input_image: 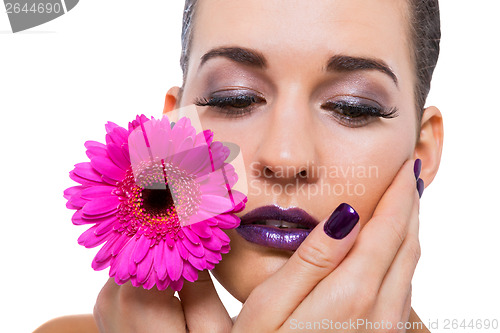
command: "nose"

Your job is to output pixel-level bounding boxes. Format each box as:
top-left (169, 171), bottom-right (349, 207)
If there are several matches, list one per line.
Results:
top-left (253, 88), bottom-right (319, 184)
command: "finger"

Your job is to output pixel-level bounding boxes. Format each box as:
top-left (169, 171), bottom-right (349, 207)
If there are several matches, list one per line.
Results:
top-left (234, 203), bottom-right (360, 332)
top-left (375, 191), bottom-right (420, 318)
top-left (338, 159), bottom-right (418, 293)
top-left (178, 270), bottom-right (232, 333)
top-left (402, 285), bottom-right (413, 323)
top-left (94, 278), bottom-right (186, 333)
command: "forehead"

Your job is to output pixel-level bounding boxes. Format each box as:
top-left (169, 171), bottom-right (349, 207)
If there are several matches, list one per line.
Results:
top-left (190, 0), bottom-right (411, 77)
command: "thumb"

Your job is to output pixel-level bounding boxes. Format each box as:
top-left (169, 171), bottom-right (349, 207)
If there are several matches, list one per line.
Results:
top-left (235, 203), bottom-right (360, 331)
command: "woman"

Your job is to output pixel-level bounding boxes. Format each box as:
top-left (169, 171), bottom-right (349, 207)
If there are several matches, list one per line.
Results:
top-left (36, 0), bottom-right (443, 331)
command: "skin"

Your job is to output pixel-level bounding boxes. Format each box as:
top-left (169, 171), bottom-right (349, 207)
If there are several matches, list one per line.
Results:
top-left (185, 0), bottom-right (419, 301)
top-left (35, 0), bottom-right (444, 332)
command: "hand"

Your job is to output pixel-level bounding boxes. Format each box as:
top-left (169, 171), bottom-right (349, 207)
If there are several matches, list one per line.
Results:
top-left (93, 270), bottom-right (232, 333)
top-left (233, 159), bottom-right (421, 332)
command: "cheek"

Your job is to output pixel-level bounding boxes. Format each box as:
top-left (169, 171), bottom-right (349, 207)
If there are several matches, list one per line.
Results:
top-left (320, 121), bottom-right (415, 225)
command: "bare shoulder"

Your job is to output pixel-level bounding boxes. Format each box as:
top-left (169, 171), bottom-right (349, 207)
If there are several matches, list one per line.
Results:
top-left (33, 309), bottom-right (429, 333)
top-left (33, 314), bottom-right (98, 333)
top-left (408, 307), bottom-right (431, 333)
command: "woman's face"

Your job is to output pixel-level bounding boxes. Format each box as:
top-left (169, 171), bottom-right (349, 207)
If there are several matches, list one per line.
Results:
top-left (176, 0), bottom-right (418, 302)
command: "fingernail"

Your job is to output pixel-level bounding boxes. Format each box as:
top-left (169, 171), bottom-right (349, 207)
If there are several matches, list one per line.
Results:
top-left (413, 159), bottom-right (422, 180)
top-left (416, 178), bottom-right (424, 198)
top-left (324, 203), bottom-right (359, 240)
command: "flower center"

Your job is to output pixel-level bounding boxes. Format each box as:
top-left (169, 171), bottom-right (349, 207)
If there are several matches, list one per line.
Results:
top-left (141, 186), bottom-right (174, 217)
top-left (114, 159), bottom-right (202, 243)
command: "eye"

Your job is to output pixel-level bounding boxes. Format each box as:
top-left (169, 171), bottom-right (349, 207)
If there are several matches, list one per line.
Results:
top-left (321, 100), bottom-right (398, 127)
top-left (194, 93), bottom-right (265, 118)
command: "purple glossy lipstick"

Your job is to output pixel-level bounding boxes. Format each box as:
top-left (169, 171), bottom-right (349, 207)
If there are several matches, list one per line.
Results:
top-left (236, 205), bottom-right (319, 251)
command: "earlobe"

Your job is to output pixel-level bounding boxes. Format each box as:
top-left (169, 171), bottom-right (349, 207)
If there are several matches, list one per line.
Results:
top-left (414, 106), bottom-right (444, 187)
top-left (163, 86), bottom-right (181, 114)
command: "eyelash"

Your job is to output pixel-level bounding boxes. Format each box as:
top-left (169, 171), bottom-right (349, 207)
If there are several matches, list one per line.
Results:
top-left (194, 94), bottom-right (399, 126)
top-left (194, 95), bottom-right (263, 117)
top-left (321, 101), bottom-right (399, 127)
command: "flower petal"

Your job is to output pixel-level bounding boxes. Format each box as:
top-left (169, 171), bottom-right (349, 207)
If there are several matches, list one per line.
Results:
top-left (95, 217), bottom-right (118, 236)
top-left (85, 140), bottom-right (106, 150)
top-left (128, 129), bottom-right (152, 165)
top-left (106, 125), bottom-right (129, 146)
top-left (74, 162), bottom-right (102, 182)
top-left (187, 255), bottom-right (206, 271)
top-left (91, 156), bottom-right (126, 182)
top-left (212, 213), bottom-right (240, 229)
top-left (85, 143), bottom-right (107, 159)
top-left (204, 248), bottom-right (222, 264)
top-left (169, 278), bottom-right (184, 291)
top-left (114, 239), bottom-right (135, 282)
top-left (137, 248), bottom-right (154, 284)
top-left (154, 240), bottom-right (168, 280)
top-left (69, 170), bottom-right (103, 186)
top-left (200, 234), bottom-right (222, 251)
top-left (143, 269), bottom-right (157, 290)
top-left (107, 143), bottom-right (130, 171)
top-left (83, 213), bottom-right (119, 225)
top-left (176, 238), bottom-right (189, 260)
top-left (82, 196), bottom-right (120, 215)
top-left (181, 236), bottom-right (204, 258)
top-left (111, 233), bottom-right (131, 256)
top-left (182, 227), bottom-right (201, 245)
top-left (211, 227), bottom-right (231, 244)
top-left (101, 174), bottom-right (118, 185)
top-left (64, 186), bottom-right (83, 200)
top-left (156, 274), bottom-right (171, 291)
top-left (185, 209), bottom-right (215, 227)
top-left (199, 194), bottom-right (235, 214)
top-left (133, 235), bottom-right (152, 264)
top-left (92, 234), bottom-right (120, 268)
top-left (78, 225), bottom-right (113, 248)
top-left (220, 244), bottom-right (230, 254)
top-left (82, 207), bottom-right (118, 220)
top-left (177, 145), bottom-right (211, 175)
top-left (71, 210), bottom-right (85, 225)
top-left (182, 263), bottom-right (198, 282)
top-left (80, 186), bottom-right (114, 200)
top-left (189, 223), bottom-right (212, 239)
top-left (105, 121), bottom-right (120, 135)
top-left (68, 192), bottom-right (88, 209)
top-left (165, 244), bottom-right (183, 281)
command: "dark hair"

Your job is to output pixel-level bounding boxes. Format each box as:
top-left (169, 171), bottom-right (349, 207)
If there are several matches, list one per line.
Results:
top-left (180, 0), bottom-right (440, 118)
top-left (407, 0), bottom-right (441, 120)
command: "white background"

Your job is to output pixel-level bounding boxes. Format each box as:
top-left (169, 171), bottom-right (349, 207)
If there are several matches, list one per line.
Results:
top-left (0, 1), bottom-right (499, 332)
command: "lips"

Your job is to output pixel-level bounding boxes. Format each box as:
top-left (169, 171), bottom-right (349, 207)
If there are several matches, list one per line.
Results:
top-left (236, 205), bottom-right (319, 251)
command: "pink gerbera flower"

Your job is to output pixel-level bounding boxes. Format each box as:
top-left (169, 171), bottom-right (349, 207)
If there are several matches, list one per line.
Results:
top-left (64, 114), bottom-right (246, 291)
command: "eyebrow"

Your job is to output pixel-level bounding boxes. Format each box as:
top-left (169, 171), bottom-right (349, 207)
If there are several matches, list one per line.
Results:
top-left (200, 47), bottom-right (267, 69)
top-left (199, 46), bottom-right (398, 87)
top-left (326, 55), bottom-right (398, 87)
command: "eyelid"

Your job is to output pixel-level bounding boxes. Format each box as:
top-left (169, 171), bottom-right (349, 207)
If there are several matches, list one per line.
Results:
top-left (326, 95), bottom-right (384, 108)
top-left (320, 97), bottom-right (399, 128)
top-left (210, 87), bottom-right (264, 98)
top-left (193, 90), bottom-right (266, 118)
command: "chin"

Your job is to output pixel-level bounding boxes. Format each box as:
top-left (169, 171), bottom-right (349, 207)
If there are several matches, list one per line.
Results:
top-left (212, 229), bottom-right (293, 302)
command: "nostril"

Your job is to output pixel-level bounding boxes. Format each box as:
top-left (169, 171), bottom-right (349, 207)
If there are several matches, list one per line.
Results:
top-left (298, 169), bottom-right (308, 178)
top-left (262, 166), bottom-right (275, 178)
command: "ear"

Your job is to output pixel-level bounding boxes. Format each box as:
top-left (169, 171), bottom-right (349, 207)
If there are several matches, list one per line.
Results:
top-left (414, 106), bottom-right (444, 187)
top-left (163, 86), bottom-right (182, 114)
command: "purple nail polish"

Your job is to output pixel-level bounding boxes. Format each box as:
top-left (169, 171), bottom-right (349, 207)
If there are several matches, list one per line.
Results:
top-left (324, 203), bottom-right (359, 240)
top-left (416, 178), bottom-right (424, 198)
top-left (414, 159), bottom-right (422, 180)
